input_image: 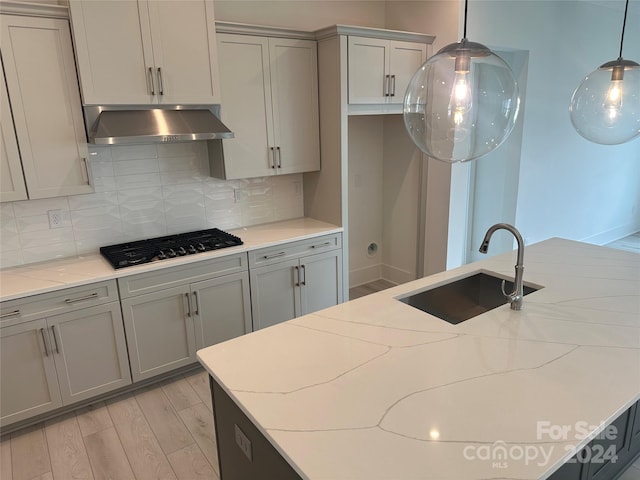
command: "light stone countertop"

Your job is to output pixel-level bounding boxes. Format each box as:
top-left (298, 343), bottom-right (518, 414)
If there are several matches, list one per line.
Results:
top-left (197, 238), bottom-right (640, 480)
top-left (0, 217), bottom-right (342, 302)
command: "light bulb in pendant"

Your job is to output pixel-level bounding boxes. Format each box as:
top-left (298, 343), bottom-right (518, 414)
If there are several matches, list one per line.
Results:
top-left (604, 66), bottom-right (624, 123)
top-left (451, 72), bottom-right (472, 125)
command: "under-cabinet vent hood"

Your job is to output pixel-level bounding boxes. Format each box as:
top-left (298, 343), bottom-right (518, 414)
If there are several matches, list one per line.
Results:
top-left (83, 105), bottom-right (234, 145)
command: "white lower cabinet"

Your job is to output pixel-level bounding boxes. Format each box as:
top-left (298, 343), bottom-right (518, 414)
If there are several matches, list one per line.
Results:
top-left (0, 298), bottom-right (131, 427)
top-left (0, 319), bottom-right (62, 426)
top-left (119, 254), bottom-right (251, 382)
top-left (249, 235), bottom-right (343, 330)
top-left (121, 285), bottom-right (196, 382)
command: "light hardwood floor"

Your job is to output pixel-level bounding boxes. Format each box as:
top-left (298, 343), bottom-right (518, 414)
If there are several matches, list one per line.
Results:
top-left (0, 368), bottom-right (219, 480)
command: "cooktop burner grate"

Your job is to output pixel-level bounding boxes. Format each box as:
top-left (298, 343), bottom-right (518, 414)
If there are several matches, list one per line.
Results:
top-left (100, 228), bottom-right (243, 269)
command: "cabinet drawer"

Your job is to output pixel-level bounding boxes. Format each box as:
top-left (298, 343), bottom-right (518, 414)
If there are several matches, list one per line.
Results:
top-left (248, 233), bottom-right (342, 267)
top-left (118, 253), bottom-right (248, 299)
top-left (0, 280), bottom-right (118, 327)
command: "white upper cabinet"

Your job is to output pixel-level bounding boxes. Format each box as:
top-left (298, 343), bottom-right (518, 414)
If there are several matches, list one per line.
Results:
top-left (0, 64), bottom-right (27, 202)
top-left (69, 0), bottom-right (220, 105)
top-left (212, 31), bottom-right (319, 179)
top-left (0, 14), bottom-right (92, 200)
top-left (348, 37), bottom-right (427, 105)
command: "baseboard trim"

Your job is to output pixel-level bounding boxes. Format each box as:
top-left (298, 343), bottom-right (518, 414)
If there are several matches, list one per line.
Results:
top-left (580, 221), bottom-right (640, 246)
top-left (349, 264), bottom-right (382, 288)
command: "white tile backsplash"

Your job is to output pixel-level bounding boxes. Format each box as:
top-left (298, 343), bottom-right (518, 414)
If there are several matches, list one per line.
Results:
top-left (0, 142), bottom-right (305, 267)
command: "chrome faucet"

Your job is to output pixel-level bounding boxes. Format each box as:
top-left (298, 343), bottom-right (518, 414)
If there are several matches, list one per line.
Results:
top-left (478, 223), bottom-right (525, 311)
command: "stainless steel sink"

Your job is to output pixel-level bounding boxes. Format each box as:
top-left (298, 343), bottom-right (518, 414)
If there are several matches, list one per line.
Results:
top-left (397, 272), bottom-right (541, 324)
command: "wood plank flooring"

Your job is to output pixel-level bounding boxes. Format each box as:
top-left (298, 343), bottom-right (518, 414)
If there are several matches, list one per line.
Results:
top-left (349, 278), bottom-right (396, 300)
top-left (0, 368), bottom-right (218, 480)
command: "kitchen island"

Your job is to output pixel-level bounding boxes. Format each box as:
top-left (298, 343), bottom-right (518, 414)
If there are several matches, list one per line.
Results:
top-left (197, 238), bottom-right (640, 479)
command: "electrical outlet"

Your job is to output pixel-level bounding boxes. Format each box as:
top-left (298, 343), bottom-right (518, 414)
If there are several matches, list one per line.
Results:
top-left (48, 209), bottom-right (64, 229)
top-left (234, 424), bottom-right (252, 461)
top-left (234, 188), bottom-right (242, 203)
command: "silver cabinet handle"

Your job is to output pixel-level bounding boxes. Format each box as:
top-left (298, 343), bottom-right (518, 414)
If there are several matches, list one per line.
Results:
top-left (65, 292), bottom-right (98, 304)
top-left (390, 74), bottom-right (396, 97)
top-left (263, 251), bottom-right (286, 259)
top-left (0, 309), bottom-right (20, 319)
top-left (294, 265), bottom-right (300, 287)
top-left (276, 146), bottom-right (281, 168)
top-left (40, 328), bottom-right (49, 357)
top-left (51, 325), bottom-right (60, 354)
top-left (384, 74), bottom-right (390, 96)
top-left (147, 67), bottom-right (155, 95)
top-left (184, 293), bottom-right (191, 318)
top-left (157, 67), bottom-right (164, 96)
top-left (300, 264), bottom-right (306, 286)
top-left (311, 241), bottom-right (332, 249)
top-left (192, 291), bottom-right (199, 316)
top-left (270, 146), bottom-right (276, 168)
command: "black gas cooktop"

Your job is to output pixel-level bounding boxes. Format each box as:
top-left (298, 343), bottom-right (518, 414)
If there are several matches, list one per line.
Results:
top-left (100, 228), bottom-right (243, 269)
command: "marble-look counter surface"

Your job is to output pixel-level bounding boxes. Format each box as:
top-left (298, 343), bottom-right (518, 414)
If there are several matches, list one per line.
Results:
top-left (0, 217), bottom-right (341, 302)
top-left (197, 238), bottom-right (640, 479)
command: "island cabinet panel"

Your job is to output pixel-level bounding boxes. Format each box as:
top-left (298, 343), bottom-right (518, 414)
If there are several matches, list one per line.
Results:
top-left (0, 14), bottom-right (92, 200)
top-left (1, 285), bottom-right (131, 428)
top-left (69, 0), bottom-right (220, 105)
top-left (630, 401), bottom-right (640, 451)
top-left (249, 234), bottom-right (343, 330)
top-left (211, 33), bottom-right (320, 179)
top-left (210, 377), bottom-right (302, 480)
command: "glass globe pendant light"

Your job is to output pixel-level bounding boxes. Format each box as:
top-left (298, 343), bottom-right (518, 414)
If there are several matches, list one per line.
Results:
top-left (403, 0), bottom-right (520, 163)
top-left (569, 0), bottom-right (640, 145)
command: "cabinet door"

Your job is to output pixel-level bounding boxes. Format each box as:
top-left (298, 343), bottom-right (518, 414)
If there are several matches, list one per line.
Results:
top-left (0, 15), bottom-right (92, 199)
top-left (388, 40), bottom-right (427, 104)
top-left (269, 38), bottom-right (320, 175)
top-left (348, 36), bottom-right (389, 104)
top-left (217, 33), bottom-right (275, 179)
top-left (145, 0), bottom-right (219, 104)
top-left (48, 303), bottom-right (131, 405)
top-left (1, 319), bottom-right (62, 427)
top-left (192, 271), bottom-right (252, 350)
top-left (631, 401), bottom-right (640, 450)
top-left (300, 250), bottom-right (343, 315)
top-left (0, 61), bottom-right (27, 202)
top-left (68, 0), bottom-right (153, 104)
top-left (121, 285), bottom-right (197, 382)
top-left (250, 259), bottom-right (301, 331)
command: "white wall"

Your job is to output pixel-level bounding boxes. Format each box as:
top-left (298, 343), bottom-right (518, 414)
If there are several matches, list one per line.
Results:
top-left (214, 0), bottom-right (386, 29)
top-left (469, 1), bottom-right (640, 246)
top-left (348, 116), bottom-right (384, 286)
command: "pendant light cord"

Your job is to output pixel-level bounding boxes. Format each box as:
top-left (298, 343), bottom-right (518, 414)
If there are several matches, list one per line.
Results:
top-left (463, 0), bottom-right (469, 40)
top-left (618, 0), bottom-right (629, 59)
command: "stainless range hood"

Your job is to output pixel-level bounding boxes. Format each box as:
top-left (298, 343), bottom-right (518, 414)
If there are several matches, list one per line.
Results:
top-left (84, 105), bottom-right (234, 145)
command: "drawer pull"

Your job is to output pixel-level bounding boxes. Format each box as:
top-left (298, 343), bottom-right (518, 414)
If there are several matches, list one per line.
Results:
top-left (51, 325), bottom-right (60, 354)
top-left (65, 292), bottom-right (98, 304)
top-left (263, 251), bottom-right (286, 259)
top-left (0, 309), bottom-right (20, 318)
top-left (40, 328), bottom-right (49, 357)
top-left (311, 241), bottom-right (332, 249)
